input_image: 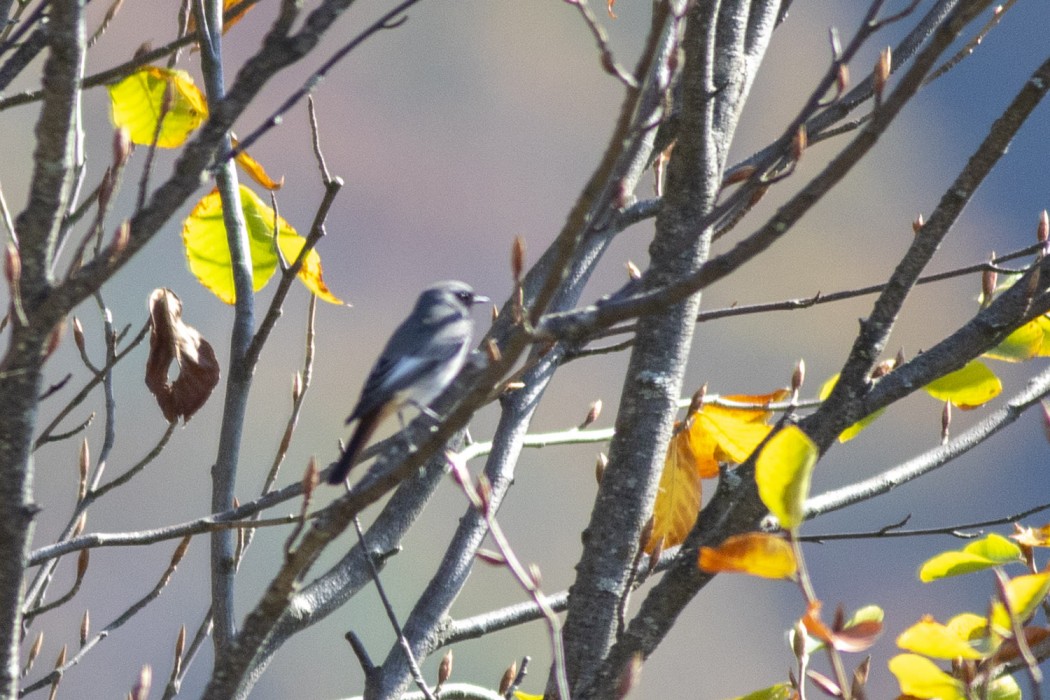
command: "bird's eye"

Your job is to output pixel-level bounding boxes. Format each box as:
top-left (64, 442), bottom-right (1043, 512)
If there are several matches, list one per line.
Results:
top-left (456, 291), bottom-right (473, 304)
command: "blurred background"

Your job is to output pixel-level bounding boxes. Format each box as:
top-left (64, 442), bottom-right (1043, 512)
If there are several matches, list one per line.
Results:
top-left (2, 0), bottom-right (1050, 697)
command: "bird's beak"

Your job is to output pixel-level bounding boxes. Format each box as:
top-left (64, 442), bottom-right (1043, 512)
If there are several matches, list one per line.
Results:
top-left (472, 294), bottom-right (491, 306)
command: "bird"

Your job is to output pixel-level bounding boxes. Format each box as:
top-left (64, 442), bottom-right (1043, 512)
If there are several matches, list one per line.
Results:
top-left (328, 280), bottom-right (490, 484)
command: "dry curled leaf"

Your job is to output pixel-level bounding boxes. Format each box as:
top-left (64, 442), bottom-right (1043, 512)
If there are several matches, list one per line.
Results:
top-left (145, 289), bottom-right (220, 422)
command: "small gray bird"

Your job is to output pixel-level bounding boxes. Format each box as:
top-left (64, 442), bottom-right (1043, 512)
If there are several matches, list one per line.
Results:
top-left (328, 281), bottom-right (489, 484)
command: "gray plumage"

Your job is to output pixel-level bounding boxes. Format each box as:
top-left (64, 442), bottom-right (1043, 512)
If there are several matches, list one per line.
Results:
top-left (328, 281), bottom-right (488, 484)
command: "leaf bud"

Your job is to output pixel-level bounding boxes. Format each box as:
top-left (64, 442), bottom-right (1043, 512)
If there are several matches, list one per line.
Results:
top-left (491, 303), bottom-right (499, 322)
top-left (291, 372), bottom-right (302, 402)
top-left (791, 620), bottom-right (808, 661)
top-left (54, 644), bottom-right (67, 670)
top-left (4, 241), bottom-right (20, 288)
top-left (580, 399), bottom-right (602, 429)
top-left (912, 213), bottom-right (924, 235)
top-left (110, 221), bottom-right (130, 263)
top-left (980, 253), bottom-right (997, 308)
top-left (791, 124), bottom-right (807, 162)
top-left (302, 457), bottom-right (319, 500)
top-left (511, 236), bottom-right (526, 282)
top-left (131, 665), bottom-right (152, 700)
top-left (43, 318), bottom-right (66, 360)
top-left (113, 127), bottom-right (132, 167)
top-left (836, 63), bottom-right (850, 97)
top-left (498, 661), bottom-right (518, 695)
top-left (615, 652), bottom-right (643, 699)
top-left (722, 165), bottom-right (756, 187)
top-left (437, 649), bottom-right (453, 689)
top-left (475, 548), bottom-right (506, 566)
top-left (625, 260), bottom-right (641, 281)
top-left (76, 549), bottom-right (90, 582)
top-left (687, 384), bottom-right (707, 416)
top-left (80, 610), bottom-right (90, 646)
top-left (895, 347), bottom-right (906, 367)
top-left (22, 631), bottom-right (43, 678)
top-left (1038, 210), bottom-right (1049, 246)
top-left (791, 358), bottom-right (805, 396)
top-left (485, 338), bottom-right (502, 364)
top-left (170, 535), bottom-right (192, 567)
top-left (476, 474), bottom-right (492, 513)
top-left (595, 452), bottom-right (608, 484)
top-left (873, 46), bottom-right (891, 101)
top-left (72, 317), bottom-right (86, 355)
top-left (78, 438), bottom-right (89, 501)
top-left (175, 624), bottom-right (187, 663)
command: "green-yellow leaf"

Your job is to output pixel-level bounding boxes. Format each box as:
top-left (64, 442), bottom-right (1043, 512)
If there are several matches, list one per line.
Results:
top-left (754, 425), bottom-right (817, 531)
top-left (887, 654), bottom-right (964, 700)
top-left (727, 682), bottom-right (794, 700)
top-left (919, 533), bottom-right (1022, 582)
top-left (896, 616), bottom-right (986, 659)
top-left (182, 186), bottom-right (342, 305)
top-left (988, 674), bottom-right (1022, 700)
top-left (107, 67), bottom-right (208, 147)
top-left (923, 360), bottom-right (1001, 409)
top-left (819, 374), bottom-right (884, 442)
top-left (984, 318), bottom-right (1046, 362)
top-left (990, 572), bottom-right (1050, 633)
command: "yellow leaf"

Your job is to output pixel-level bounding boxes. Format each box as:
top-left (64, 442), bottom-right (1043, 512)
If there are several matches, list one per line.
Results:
top-left (946, 612), bottom-right (989, 641)
top-left (896, 616), bottom-right (986, 660)
top-left (754, 425), bottom-right (817, 531)
top-left (698, 532), bottom-right (797, 579)
top-left (984, 318), bottom-right (1046, 362)
top-left (646, 429), bottom-right (701, 553)
top-left (819, 374), bottom-right (884, 442)
top-left (513, 694), bottom-right (543, 700)
top-left (990, 572), bottom-right (1050, 633)
top-left (1034, 315), bottom-right (1050, 357)
top-left (232, 137), bottom-right (284, 191)
top-left (923, 360), bottom-right (1001, 409)
top-left (182, 186), bottom-right (343, 305)
top-left (107, 67), bottom-right (208, 147)
top-left (887, 654), bottom-right (965, 700)
top-left (918, 533), bottom-right (1022, 582)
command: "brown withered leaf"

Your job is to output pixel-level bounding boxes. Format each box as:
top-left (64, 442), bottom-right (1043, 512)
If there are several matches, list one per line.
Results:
top-left (146, 289), bottom-right (220, 422)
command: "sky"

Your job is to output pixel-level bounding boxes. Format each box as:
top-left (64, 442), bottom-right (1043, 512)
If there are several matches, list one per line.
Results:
top-left (2, 0), bottom-right (1050, 697)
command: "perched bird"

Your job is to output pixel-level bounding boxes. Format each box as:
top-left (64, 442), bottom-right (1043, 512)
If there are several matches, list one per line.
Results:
top-left (328, 281), bottom-right (489, 484)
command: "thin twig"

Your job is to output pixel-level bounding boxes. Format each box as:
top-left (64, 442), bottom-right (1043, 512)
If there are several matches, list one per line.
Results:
top-left (352, 518), bottom-right (437, 700)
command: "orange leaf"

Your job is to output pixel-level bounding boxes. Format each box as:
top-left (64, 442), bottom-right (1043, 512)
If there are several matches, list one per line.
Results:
top-left (804, 601), bottom-right (882, 653)
top-left (646, 428), bottom-right (701, 554)
top-left (1011, 523), bottom-right (1050, 548)
top-left (232, 137), bottom-right (284, 191)
top-left (698, 532), bottom-right (797, 579)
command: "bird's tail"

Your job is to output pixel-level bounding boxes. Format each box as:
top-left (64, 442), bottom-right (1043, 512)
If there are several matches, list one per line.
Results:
top-left (328, 409), bottom-right (385, 484)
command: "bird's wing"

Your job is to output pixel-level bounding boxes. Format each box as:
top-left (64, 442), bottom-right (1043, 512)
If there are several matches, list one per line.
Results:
top-left (346, 318), bottom-right (468, 422)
